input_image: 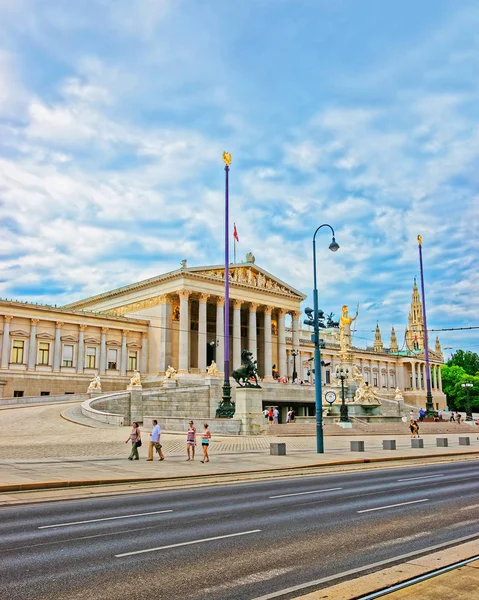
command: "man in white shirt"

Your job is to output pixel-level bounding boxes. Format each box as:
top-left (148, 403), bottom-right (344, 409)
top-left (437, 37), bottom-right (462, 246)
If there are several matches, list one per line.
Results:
top-left (273, 408), bottom-right (279, 425)
top-left (147, 419), bottom-right (165, 461)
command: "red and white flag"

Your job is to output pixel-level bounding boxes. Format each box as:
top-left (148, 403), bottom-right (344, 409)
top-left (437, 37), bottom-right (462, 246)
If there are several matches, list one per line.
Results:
top-left (233, 223), bottom-right (239, 242)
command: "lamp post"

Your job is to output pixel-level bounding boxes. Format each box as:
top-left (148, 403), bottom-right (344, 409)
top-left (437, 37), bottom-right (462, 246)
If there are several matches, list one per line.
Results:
top-left (304, 225), bottom-right (339, 453)
top-left (216, 152), bottom-right (234, 418)
top-left (291, 349), bottom-right (299, 382)
top-left (336, 367), bottom-right (349, 423)
top-left (417, 235), bottom-right (434, 417)
top-left (461, 382), bottom-right (473, 421)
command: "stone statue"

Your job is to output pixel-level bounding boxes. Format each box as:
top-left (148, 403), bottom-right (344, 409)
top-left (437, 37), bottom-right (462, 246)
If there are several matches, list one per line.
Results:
top-left (180, 259), bottom-right (187, 269)
top-left (87, 374), bottom-right (101, 393)
top-left (128, 370), bottom-right (142, 388)
top-left (351, 365), bottom-right (364, 385)
top-left (206, 360), bottom-right (219, 376)
top-left (232, 350), bottom-right (261, 388)
top-left (353, 381), bottom-right (380, 405)
top-left (165, 365), bottom-right (177, 379)
top-left (245, 251), bottom-right (255, 263)
top-left (394, 387), bottom-right (404, 401)
top-left (340, 304), bottom-right (359, 354)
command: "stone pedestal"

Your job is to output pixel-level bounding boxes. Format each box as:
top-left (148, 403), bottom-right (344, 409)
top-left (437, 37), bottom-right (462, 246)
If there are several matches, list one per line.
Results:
top-left (459, 437), bottom-right (471, 446)
top-left (411, 438), bottom-right (424, 448)
top-left (205, 376), bottom-right (221, 387)
top-left (350, 441), bottom-right (365, 452)
top-left (436, 437), bottom-right (448, 447)
top-left (234, 388), bottom-right (265, 435)
top-left (130, 390), bottom-right (143, 424)
top-left (270, 443), bottom-right (286, 455)
top-left (383, 440), bottom-right (396, 450)
top-left (163, 379), bottom-right (177, 389)
top-left (127, 384), bottom-right (142, 391)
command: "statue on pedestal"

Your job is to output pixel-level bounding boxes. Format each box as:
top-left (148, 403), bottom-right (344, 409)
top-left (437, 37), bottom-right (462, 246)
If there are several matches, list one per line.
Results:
top-left (339, 304), bottom-right (359, 357)
top-left (352, 381), bottom-right (381, 405)
top-left (127, 370), bottom-right (142, 390)
top-left (232, 350), bottom-right (261, 388)
top-left (394, 387), bottom-right (404, 401)
top-left (87, 374), bottom-right (102, 393)
top-left (165, 365), bottom-right (177, 379)
top-left (206, 360), bottom-right (219, 376)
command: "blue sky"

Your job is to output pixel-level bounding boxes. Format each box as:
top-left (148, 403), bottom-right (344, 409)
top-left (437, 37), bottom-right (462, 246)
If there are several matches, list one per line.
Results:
top-left (0, 0), bottom-right (478, 356)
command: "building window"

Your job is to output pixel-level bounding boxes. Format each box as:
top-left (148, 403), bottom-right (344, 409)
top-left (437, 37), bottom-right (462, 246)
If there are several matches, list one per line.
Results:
top-left (12, 340), bottom-right (24, 363)
top-left (107, 348), bottom-right (118, 370)
top-left (38, 342), bottom-right (50, 365)
top-left (373, 377), bottom-right (378, 387)
top-left (86, 347), bottom-right (96, 369)
top-left (40, 391), bottom-right (50, 396)
top-left (325, 370), bottom-right (331, 384)
top-left (128, 351), bottom-right (138, 371)
top-left (65, 392), bottom-right (74, 395)
top-left (13, 390), bottom-right (24, 397)
top-left (62, 344), bottom-right (74, 367)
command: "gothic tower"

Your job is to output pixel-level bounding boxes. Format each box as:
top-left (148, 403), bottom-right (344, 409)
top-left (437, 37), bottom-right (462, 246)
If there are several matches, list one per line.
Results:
top-left (389, 327), bottom-right (399, 353)
top-left (405, 278), bottom-right (424, 351)
top-left (373, 323), bottom-right (384, 352)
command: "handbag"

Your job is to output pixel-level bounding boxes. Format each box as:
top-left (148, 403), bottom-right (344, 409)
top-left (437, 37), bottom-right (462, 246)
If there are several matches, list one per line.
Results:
top-left (136, 437), bottom-right (142, 447)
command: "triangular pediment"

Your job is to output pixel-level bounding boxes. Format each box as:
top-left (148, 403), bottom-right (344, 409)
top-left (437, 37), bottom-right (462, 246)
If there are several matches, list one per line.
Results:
top-left (186, 263), bottom-right (306, 299)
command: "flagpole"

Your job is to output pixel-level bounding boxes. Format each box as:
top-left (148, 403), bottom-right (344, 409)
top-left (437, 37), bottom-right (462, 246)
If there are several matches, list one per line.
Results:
top-left (234, 236), bottom-right (236, 264)
top-left (216, 152), bottom-right (234, 418)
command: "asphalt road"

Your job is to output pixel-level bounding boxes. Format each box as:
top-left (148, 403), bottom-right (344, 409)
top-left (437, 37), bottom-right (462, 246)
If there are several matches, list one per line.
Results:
top-left (1, 460), bottom-right (478, 600)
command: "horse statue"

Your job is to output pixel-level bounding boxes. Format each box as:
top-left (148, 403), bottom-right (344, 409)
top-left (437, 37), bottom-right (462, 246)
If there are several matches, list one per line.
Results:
top-left (232, 349), bottom-right (261, 388)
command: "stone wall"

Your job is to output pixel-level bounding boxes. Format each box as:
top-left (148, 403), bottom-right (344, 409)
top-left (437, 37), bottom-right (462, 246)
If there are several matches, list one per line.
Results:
top-left (0, 374), bottom-right (130, 399)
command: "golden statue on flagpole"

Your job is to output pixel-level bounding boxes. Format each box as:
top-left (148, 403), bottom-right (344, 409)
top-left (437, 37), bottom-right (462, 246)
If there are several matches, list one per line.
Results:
top-left (223, 151), bottom-right (232, 166)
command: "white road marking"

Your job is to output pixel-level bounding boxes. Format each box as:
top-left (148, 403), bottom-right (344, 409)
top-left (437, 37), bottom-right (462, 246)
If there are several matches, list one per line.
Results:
top-left (269, 487), bottom-right (342, 499)
top-left (460, 504), bottom-right (479, 511)
top-left (357, 498), bottom-right (429, 513)
top-left (202, 567), bottom-right (295, 594)
top-left (398, 474), bottom-right (445, 482)
top-left (115, 529), bottom-right (261, 557)
top-left (446, 519), bottom-right (478, 529)
top-left (366, 531), bottom-right (431, 551)
top-left (39, 510), bottom-right (173, 529)
top-left (253, 532), bottom-right (479, 600)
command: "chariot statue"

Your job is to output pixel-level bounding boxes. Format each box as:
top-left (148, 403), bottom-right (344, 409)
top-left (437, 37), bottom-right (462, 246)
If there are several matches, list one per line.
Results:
top-left (232, 350), bottom-right (261, 388)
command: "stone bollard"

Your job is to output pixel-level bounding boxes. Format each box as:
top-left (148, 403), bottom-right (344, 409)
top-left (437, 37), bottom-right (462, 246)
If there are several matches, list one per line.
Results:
top-left (350, 441), bottom-right (365, 452)
top-left (383, 440), bottom-right (396, 450)
top-left (436, 438), bottom-right (448, 447)
top-left (459, 437), bottom-right (471, 446)
top-left (270, 443), bottom-right (286, 456)
top-left (411, 438), bottom-right (424, 448)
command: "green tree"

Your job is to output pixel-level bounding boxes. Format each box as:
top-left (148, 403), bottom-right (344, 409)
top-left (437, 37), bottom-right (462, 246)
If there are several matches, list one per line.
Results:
top-left (447, 350), bottom-right (479, 376)
top-left (441, 364), bottom-right (466, 409)
top-left (452, 375), bottom-right (479, 412)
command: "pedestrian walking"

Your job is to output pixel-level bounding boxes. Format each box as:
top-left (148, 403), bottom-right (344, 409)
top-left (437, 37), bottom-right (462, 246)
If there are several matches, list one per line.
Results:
top-left (409, 409), bottom-right (414, 420)
top-left (186, 420), bottom-right (197, 461)
top-left (200, 423), bottom-right (211, 463)
top-left (147, 419), bottom-right (164, 461)
top-left (286, 409), bottom-right (292, 423)
top-left (290, 408), bottom-right (295, 423)
top-left (126, 422), bottom-right (141, 460)
top-left (457, 412), bottom-right (462, 424)
top-left (449, 411), bottom-right (455, 422)
top-left (273, 407), bottom-right (279, 425)
top-left (419, 408), bottom-right (425, 422)
top-left (268, 409), bottom-right (274, 425)
top-left (263, 408), bottom-right (269, 420)
top-left (409, 419), bottom-right (419, 438)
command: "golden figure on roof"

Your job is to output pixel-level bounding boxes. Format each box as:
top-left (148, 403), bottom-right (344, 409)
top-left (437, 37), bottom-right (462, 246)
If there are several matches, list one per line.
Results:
top-left (223, 151), bottom-right (232, 166)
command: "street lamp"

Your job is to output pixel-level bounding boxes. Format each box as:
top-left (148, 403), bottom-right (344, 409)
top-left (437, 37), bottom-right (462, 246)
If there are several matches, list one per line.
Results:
top-left (336, 367), bottom-right (349, 423)
top-left (304, 224), bottom-right (339, 453)
top-left (461, 382), bottom-right (474, 421)
top-left (291, 349), bottom-right (299, 382)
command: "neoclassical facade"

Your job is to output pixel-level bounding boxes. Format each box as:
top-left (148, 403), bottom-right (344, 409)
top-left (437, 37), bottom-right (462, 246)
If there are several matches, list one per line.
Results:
top-left (0, 259), bottom-right (446, 408)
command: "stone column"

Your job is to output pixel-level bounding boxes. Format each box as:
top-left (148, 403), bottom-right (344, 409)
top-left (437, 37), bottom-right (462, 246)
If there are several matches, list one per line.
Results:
top-left (53, 321), bottom-right (63, 372)
top-left (263, 306), bottom-right (273, 380)
top-left (158, 295), bottom-right (169, 374)
top-left (233, 299), bottom-right (242, 370)
top-left (411, 361), bottom-right (417, 390)
top-left (140, 332), bottom-right (148, 375)
top-left (1, 315), bottom-right (13, 369)
top-left (198, 293), bottom-right (209, 373)
top-left (120, 330), bottom-right (128, 375)
top-left (100, 327), bottom-right (108, 375)
top-left (292, 311), bottom-right (300, 349)
top-left (178, 290), bottom-right (190, 373)
top-left (248, 303), bottom-right (258, 360)
top-left (215, 297), bottom-right (225, 373)
top-left (28, 319), bottom-right (39, 370)
top-left (433, 365), bottom-right (438, 390)
top-left (438, 365), bottom-right (442, 392)
top-left (278, 309), bottom-right (287, 378)
top-left (77, 324), bottom-right (87, 373)
top-left (421, 363), bottom-right (426, 390)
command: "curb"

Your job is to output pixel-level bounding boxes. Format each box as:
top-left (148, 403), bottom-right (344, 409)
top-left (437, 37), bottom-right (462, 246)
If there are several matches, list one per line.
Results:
top-left (1, 449), bottom-right (478, 493)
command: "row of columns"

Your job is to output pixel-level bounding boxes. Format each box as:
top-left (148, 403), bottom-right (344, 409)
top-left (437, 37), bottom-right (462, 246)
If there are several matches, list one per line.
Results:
top-left (174, 292), bottom-right (299, 377)
top-left (0, 316), bottom-right (147, 375)
top-left (410, 361), bottom-right (442, 392)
